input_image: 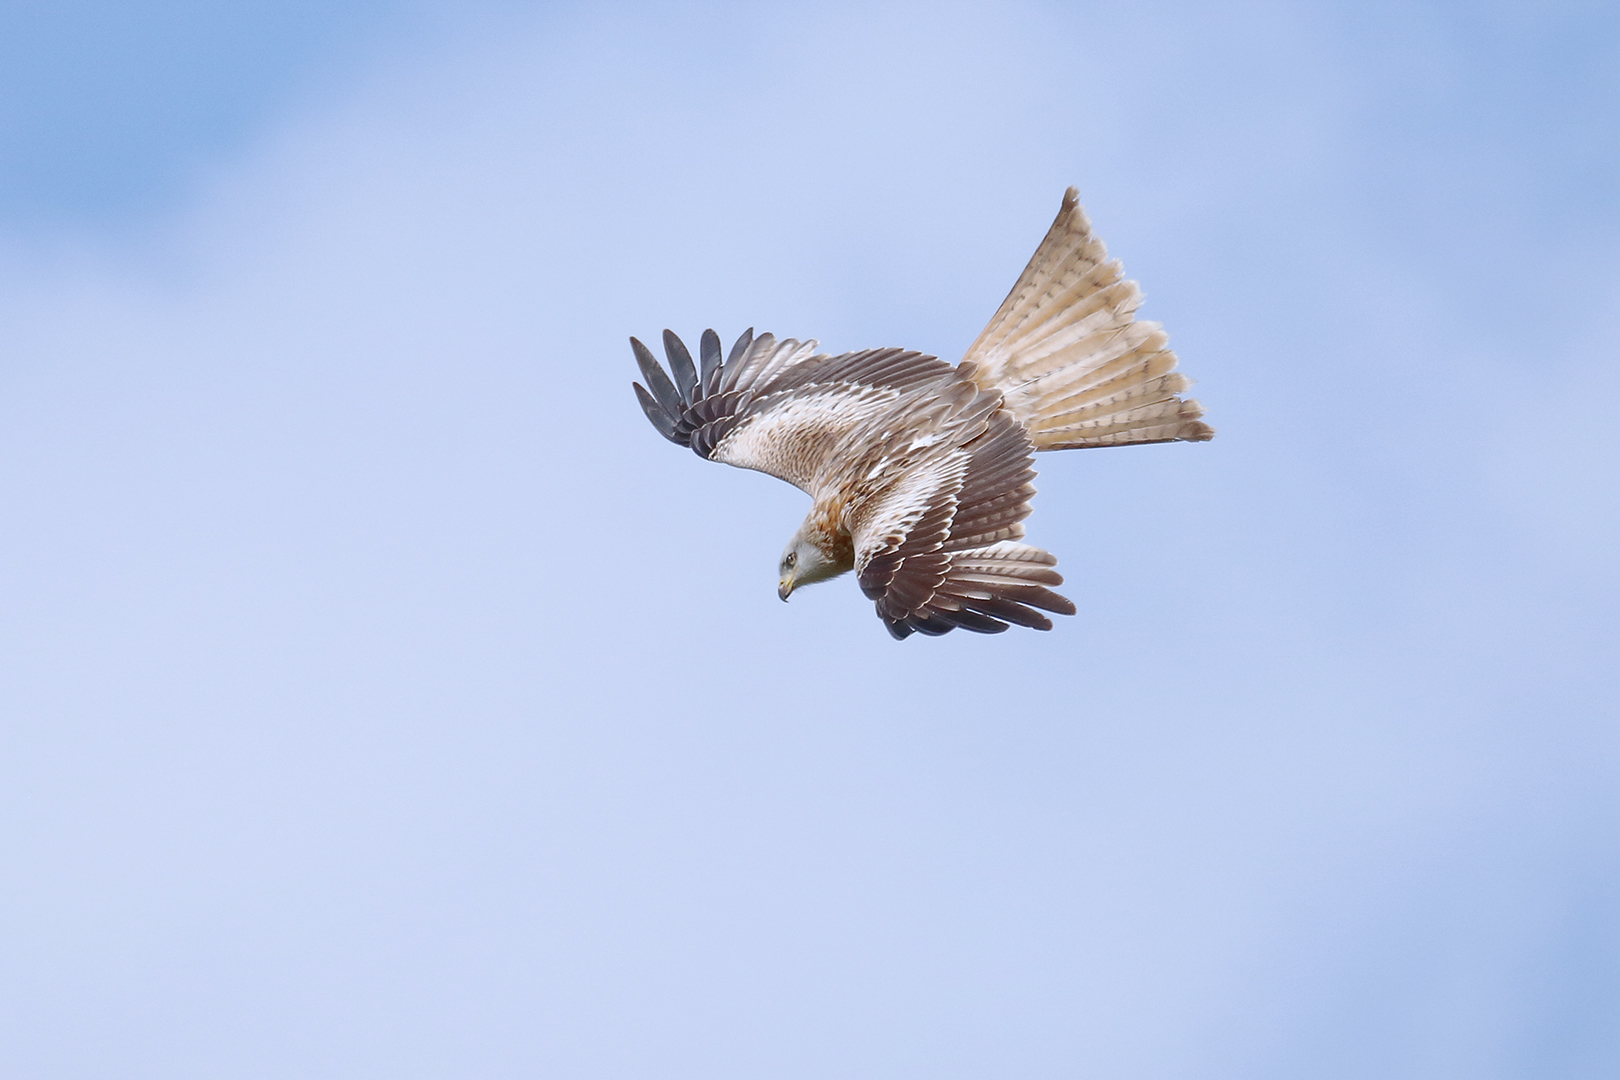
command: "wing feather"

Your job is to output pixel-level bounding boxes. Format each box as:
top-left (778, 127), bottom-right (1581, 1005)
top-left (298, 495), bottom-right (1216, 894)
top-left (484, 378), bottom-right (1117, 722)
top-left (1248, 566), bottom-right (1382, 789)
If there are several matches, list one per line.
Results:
top-left (631, 336), bottom-right (682, 416)
top-left (718, 328), bottom-right (755, 394)
top-left (630, 330), bottom-right (953, 493)
top-left (662, 329), bottom-right (699, 405)
top-left (699, 329), bottom-right (723, 390)
top-left (633, 382), bottom-right (680, 441)
top-left (850, 395), bottom-right (1074, 638)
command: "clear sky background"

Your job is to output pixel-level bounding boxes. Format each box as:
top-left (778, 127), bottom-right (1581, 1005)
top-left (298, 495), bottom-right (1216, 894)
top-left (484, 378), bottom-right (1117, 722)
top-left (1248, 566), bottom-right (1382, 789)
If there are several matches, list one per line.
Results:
top-left (1, 2), bottom-right (1616, 1077)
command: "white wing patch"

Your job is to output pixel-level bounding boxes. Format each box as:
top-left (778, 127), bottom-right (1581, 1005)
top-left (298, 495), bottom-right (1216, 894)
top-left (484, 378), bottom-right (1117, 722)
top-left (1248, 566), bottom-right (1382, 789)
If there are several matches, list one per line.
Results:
top-left (853, 448), bottom-right (972, 570)
top-left (712, 384), bottom-right (902, 492)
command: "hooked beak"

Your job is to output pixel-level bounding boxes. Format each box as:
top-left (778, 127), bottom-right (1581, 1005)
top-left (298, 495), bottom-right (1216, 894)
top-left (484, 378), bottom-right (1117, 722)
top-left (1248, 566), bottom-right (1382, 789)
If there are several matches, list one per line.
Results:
top-left (778, 575), bottom-right (794, 602)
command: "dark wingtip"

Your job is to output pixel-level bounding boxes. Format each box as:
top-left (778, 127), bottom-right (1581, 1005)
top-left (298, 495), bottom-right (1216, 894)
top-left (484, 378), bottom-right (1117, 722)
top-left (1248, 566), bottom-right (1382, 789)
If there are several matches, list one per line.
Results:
top-left (630, 336), bottom-right (681, 415)
top-left (727, 327), bottom-right (754, 366)
top-left (950, 609), bottom-right (1011, 634)
top-left (632, 381), bottom-right (682, 443)
top-left (699, 329), bottom-right (722, 393)
top-left (662, 329), bottom-right (699, 405)
top-left (1040, 590), bottom-right (1077, 617)
top-left (719, 328), bottom-right (755, 394)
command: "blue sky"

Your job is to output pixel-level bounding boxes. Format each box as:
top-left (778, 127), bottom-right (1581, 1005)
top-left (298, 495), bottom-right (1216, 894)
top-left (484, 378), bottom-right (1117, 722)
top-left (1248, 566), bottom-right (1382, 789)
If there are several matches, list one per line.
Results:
top-left (0, 1), bottom-right (412, 225)
top-left (1, 3), bottom-right (1616, 1077)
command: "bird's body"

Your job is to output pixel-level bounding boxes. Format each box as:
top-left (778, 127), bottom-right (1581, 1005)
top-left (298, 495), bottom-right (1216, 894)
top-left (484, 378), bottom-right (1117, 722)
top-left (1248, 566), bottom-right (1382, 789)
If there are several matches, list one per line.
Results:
top-left (632, 188), bottom-right (1212, 638)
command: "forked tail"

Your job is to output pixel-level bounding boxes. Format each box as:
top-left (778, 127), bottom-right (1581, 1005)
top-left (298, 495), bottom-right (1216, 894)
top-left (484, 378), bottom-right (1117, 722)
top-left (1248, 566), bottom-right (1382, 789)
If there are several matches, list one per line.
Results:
top-left (960, 188), bottom-right (1213, 450)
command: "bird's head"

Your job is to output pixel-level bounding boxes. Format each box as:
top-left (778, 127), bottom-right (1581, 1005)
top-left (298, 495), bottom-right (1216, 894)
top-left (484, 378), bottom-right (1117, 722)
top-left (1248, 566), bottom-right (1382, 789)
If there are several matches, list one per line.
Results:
top-left (778, 524), bottom-right (851, 601)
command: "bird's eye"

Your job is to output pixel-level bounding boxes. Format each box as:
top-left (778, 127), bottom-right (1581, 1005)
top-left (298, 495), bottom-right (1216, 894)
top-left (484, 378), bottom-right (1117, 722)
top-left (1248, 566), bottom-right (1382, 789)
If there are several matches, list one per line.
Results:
top-left (785, 552), bottom-right (797, 568)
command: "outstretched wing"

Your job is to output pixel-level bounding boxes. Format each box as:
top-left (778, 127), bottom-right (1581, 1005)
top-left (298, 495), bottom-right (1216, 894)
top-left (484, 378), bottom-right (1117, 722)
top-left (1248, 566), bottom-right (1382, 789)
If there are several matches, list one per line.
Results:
top-left (632, 328), bottom-right (954, 492)
top-left (850, 406), bottom-right (1076, 639)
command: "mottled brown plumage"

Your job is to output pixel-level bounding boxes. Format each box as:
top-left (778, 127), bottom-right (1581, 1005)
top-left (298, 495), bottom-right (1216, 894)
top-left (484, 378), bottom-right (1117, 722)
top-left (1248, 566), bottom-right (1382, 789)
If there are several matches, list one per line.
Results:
top-left (631, 188), bottom-right (1212, 638)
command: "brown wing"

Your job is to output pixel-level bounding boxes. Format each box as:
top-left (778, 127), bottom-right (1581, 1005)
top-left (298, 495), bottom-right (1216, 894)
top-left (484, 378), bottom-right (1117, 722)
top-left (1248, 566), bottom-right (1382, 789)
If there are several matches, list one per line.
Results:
top-left (851, 404), bottom-right (1076, 639)
top-left (631, 328), bottom-right (954, 491)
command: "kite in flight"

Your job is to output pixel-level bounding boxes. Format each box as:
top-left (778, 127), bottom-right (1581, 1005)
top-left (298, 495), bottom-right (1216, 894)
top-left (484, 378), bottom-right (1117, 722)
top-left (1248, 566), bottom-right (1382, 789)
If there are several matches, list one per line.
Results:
top-left (631, 188), bottom-right (1213, 639)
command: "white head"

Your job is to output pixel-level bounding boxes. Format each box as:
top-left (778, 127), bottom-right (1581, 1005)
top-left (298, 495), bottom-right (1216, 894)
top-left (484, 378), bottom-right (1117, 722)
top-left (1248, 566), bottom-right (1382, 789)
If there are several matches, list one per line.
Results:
top-left (778, 521), bottom-right (852, 601)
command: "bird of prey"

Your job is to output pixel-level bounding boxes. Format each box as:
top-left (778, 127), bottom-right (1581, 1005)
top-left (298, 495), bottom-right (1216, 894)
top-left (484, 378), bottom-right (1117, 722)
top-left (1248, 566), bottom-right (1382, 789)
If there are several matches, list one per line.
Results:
top-left (631, 188), bottom-right (1212, 639)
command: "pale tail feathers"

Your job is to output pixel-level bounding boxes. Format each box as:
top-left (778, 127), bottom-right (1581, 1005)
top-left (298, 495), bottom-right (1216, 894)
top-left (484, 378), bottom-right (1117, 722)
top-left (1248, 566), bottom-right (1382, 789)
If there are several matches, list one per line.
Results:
top-left (960, 188), bottom-right (1214, 450)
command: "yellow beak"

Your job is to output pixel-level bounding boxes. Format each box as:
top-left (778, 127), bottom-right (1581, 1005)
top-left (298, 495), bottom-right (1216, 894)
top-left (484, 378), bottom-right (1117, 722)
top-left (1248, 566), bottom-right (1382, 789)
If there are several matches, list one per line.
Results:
top-left (778, 575), bottom-right (794, 602)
